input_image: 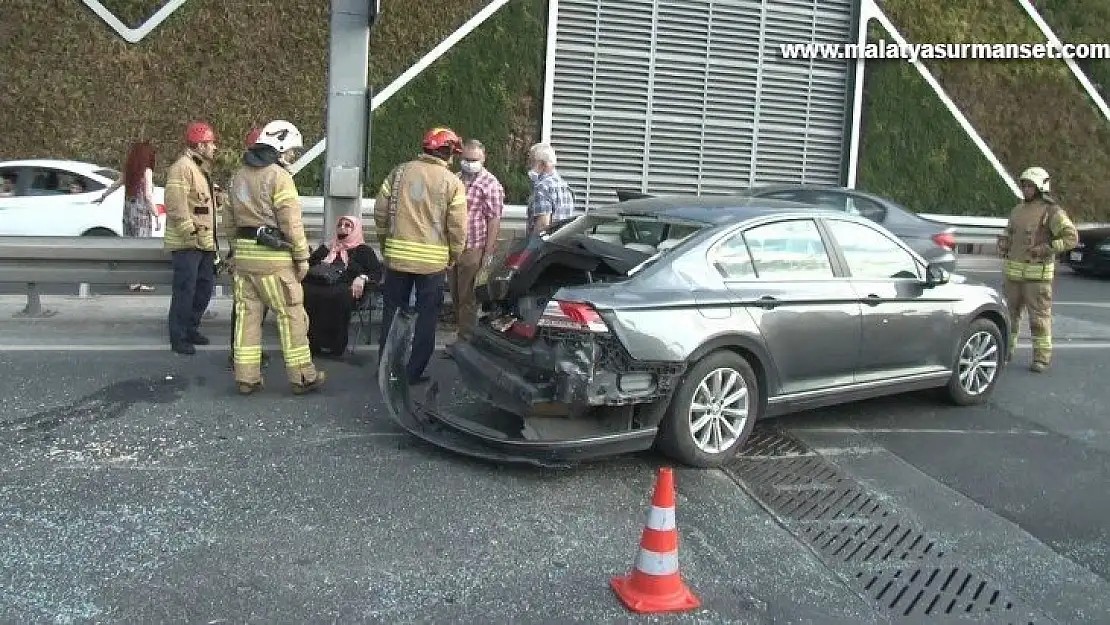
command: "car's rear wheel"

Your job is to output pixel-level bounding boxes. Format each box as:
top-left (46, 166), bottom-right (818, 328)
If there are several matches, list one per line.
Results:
top-left (81, 227), bottom-right (117, 237)
top-left (658, 350), bottom-right (759, 468)
top-left (943, 317), bottom-right (1003, 406)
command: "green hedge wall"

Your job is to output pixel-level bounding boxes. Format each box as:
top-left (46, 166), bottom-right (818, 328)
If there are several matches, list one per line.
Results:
top-left (861, 0), bottom-right (1110, 222)
top-left (7, 1), bottom-right (1108, 222)
top-left (857, 25), bottom-right (1017, 217)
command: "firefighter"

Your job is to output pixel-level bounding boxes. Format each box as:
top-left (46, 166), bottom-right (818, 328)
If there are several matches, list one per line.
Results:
top-left (374, 127), bottom-right (468, 384)
top-left (997, 166), bottom-right (1079, 372)
top-left (224, 119), bottom-right (325, 395)
top-left (225, 126), bottom-right (269, 371)
top-left (164, 121), bottom-right (220, 355)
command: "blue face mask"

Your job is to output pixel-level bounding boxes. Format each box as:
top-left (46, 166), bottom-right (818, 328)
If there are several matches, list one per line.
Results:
top-left (528, 170), bottom-right (540, 183)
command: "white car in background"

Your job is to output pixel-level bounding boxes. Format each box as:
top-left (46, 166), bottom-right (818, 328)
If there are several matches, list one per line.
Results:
top-left (0, 159), bottom-right (167, 237)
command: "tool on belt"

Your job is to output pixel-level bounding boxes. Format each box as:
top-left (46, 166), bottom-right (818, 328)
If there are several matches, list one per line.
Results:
top-left (235, 226), bottom-right (292, 251)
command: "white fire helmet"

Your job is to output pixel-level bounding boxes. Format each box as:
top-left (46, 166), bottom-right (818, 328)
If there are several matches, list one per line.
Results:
top-left (1019, 166), bottom-right (1051, 194)
top-left (255, 120), bottom-right (303, 154)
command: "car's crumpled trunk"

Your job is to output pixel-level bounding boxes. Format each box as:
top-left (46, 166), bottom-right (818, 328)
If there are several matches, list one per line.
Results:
top-left (480, 236), bottom-right (654, 320)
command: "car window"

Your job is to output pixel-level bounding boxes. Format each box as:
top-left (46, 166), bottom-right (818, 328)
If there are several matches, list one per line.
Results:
top-left (94, 168), bottom-right (121, 180)
top-left (846, 196), bottom-right (887, 222)
top-left (712, 232), bottom-right (756, 279)
top-left (0, 168), bottom-right (18, 197)
top-left (825, 219), bottom-right (921, 280)
top-left (742, 219), bottom-right (835, 279)
top-left (25, 168), bottom-right (104, 196)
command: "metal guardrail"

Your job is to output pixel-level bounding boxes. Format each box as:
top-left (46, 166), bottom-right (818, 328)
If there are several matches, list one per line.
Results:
top-left (298, 197), bottom-right (530, 241)
top-left (1, 208), bottom-right (1103, 318)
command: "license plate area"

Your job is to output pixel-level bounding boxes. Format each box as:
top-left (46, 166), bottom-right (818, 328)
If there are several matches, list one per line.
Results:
top-left (489, 314), bottom-right (518, 333)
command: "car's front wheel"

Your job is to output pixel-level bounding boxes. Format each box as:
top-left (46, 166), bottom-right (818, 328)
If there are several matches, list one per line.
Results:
top-left (943, 317), bottom-right (1004, 406)
top-left (658, 350), bottom-right (759, 468)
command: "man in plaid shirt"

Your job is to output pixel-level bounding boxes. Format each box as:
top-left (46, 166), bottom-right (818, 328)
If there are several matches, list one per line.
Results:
top-left (449, 138), bottom-right (505, 342)
top-left (526, 142), bottom-right (576, 235)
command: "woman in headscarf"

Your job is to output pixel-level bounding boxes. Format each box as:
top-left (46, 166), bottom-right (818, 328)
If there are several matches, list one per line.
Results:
top-left (303, 215), bottom-right (382, 357)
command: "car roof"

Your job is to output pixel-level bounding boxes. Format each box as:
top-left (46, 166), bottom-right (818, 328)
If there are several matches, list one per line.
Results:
top-left (0, 159), bottom-right (112, 177)
top-left (592, 194), bottom-right (851, 226)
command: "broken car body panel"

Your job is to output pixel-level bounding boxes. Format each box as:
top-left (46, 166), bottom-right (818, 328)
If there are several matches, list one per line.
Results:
top-left (377, 309), bottom-right (658, 468)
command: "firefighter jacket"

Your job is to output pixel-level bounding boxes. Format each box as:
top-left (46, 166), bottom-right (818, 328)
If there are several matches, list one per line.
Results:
top-left (373, 154), bottom-right (468, 274)
top-left (223, 152), bottom-right (311, 273)
top-left (163, 149), bottom-right (217, 252)
top-left (998, 197), bottom-right (1079, 282)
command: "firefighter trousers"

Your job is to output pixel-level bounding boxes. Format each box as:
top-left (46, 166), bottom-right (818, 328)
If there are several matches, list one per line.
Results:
top-left (1003, 278), bottom-right (1053, 365)
top-left (232, 266), bottom-right (319, 386)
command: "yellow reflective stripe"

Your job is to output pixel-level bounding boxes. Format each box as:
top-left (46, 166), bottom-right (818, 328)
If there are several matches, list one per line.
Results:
top-left (449, 189), bottom-right (466, 208)
top-left (273, 189), bottom-right (298, 204)
top-left (380, 179), bottom-right (391, 196)
top-left (1003, 260), bottom-right (1054, 281)
top-left (232, 275), bottom-right (264, 366)
top-left (233, 239), bottom-right (293, 261)
top-left (284, 345), bottom-right (313, 367)
top-left (384, 238), bottom-right (449, 264)
top-left (165, 182), bottom-right (188, 189)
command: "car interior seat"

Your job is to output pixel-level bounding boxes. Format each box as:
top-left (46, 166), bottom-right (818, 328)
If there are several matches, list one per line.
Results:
top-left (588, 233), bottom-right (623, 245)
top-left (623, 242), bottom-right (658, 255)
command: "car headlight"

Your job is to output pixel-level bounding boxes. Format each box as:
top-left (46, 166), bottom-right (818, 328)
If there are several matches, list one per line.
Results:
top-left (1097, 241), bottom-right (1110, 253)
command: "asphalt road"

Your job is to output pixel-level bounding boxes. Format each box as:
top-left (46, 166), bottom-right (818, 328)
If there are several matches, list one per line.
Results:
top-left (0, 267), bottom-right (1108, 624)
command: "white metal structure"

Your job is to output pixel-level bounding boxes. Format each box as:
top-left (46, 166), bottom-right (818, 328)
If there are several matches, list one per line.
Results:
top-left (81, 0), bottom-right (190, 44)
top-left (0, 159), bottom-right (166, 237)
top-left (544, 0), bottom-right (857, 209)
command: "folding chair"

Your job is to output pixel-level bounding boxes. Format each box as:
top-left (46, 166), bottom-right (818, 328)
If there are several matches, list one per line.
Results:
top-left (349, 285), bottom-right (381, 354)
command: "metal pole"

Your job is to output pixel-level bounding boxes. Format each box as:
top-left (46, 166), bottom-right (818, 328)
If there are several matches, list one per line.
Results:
top-left (322, 0), bottom-right (377, 243)
top-left (15, 282), bottom-right (57, 318)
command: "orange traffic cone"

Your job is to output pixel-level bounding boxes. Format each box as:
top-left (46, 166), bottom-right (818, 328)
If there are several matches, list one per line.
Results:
top-left (610, 467), bottom-right (701, 614)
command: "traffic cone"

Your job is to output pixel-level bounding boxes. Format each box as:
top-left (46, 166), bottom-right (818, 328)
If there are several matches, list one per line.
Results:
top-left (610, 467), bottom-right (701, 614)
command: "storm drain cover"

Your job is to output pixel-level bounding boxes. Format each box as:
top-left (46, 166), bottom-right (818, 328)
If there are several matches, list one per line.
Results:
top-left (731, 426), bottom-right (1046, 624)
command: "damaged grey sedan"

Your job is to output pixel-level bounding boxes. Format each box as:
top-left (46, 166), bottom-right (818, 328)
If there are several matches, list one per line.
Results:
top-left (378, 194), bottom-right (1012, 469)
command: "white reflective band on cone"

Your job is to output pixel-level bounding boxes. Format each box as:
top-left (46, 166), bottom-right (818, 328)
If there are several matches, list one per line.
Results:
top-left (646, 505), bottom-right (676, 531)
top-left (634, 548), bottom-right (680, 576)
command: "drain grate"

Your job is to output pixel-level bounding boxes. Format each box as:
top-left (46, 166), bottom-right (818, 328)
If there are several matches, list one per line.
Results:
top-left (857, 566), bottom-right (1029, 622)
top-left (739, 426), bottom-right (813, 458)
top-left (801, 521), bottom-right (944, 565)
top-left (726, 427), bottom-right (1044, 624)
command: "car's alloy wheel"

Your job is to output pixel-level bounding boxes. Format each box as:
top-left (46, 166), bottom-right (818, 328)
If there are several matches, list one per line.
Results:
top-left (944, 317), bottom-right (1004, 406)
top-left (687, 367), bottom-right (750, 454)
top-left (658, 350), bottom-right (760, 468)
top-left (956, 330), bottom-right (999, 396)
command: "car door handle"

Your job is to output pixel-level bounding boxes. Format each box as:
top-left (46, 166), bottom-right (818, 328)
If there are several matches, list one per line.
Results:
top-left (757, 295), bottom-right (778, 309)
top-left (863, 294), bottom-right (882, 306)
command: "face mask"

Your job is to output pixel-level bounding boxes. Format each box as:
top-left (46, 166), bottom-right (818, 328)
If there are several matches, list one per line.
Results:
top-left (528, 170), bottom-right (540, 183)
top-left (461, 160), bottom-right (482, 174)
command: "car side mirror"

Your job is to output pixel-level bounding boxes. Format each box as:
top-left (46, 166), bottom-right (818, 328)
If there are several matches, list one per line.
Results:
top-left (923, 263), bottom-right (950, 288)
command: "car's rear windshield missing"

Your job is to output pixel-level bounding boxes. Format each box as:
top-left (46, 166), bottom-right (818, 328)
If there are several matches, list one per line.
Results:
top-left (548, 213), bottom-right (706, 256)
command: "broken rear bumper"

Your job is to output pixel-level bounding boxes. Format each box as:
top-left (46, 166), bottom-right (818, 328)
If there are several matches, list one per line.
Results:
top-left (376, 310), bottom-right (658, 469)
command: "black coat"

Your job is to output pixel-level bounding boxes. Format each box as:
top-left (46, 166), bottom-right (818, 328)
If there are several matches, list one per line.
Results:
top-left (307, 243), bottom-right (382, 286)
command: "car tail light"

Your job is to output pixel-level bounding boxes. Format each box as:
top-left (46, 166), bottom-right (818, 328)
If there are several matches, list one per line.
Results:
top-left (537, 300), bottom-right (609, 333)
top-left (508, 322), bottom-right (537, 339)
top-left (932, 230), bottom-right (956, 250)
top-left (504, 250), bottom-right (531, 270)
